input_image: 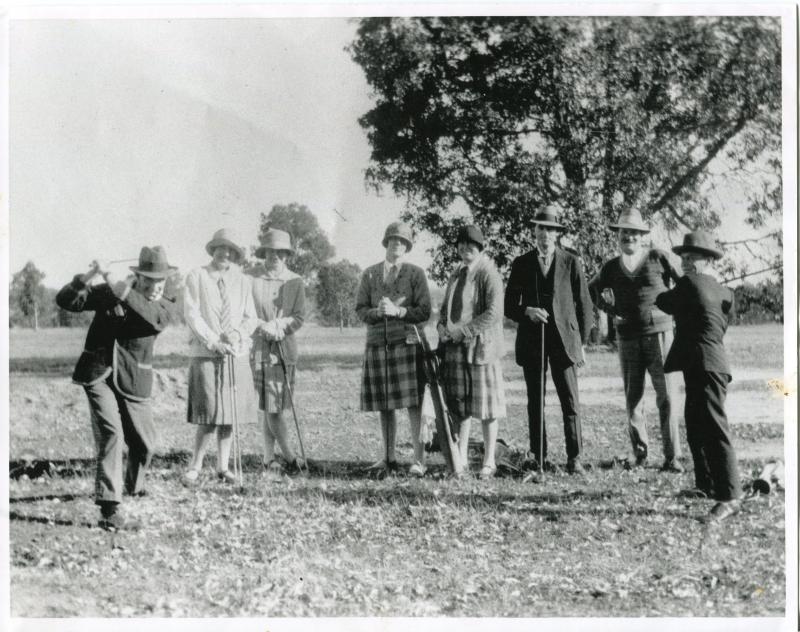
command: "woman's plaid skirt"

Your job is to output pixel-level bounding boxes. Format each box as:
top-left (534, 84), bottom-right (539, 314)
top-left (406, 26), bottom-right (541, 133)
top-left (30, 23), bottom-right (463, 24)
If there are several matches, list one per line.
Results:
top-left (253, 360), bottom-right (295, 413)
top-left (360, 342), bottom-right (425, 412)
top-left (441, 343), bottom-right (507, 421)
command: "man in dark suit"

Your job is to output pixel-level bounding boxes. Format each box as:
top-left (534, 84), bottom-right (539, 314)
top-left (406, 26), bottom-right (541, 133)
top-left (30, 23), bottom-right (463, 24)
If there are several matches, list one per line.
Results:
top-left (656, 231), bottom-right (741, 521)
top-left (504, 209), bottom-right (593, 473)
top-left (57, 246), bottom-right (176, 531)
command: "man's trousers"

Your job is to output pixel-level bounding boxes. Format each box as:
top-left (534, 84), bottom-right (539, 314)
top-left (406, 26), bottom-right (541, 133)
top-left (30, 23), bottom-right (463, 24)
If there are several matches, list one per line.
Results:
top-left (84, 378), bottom-right (157, 505)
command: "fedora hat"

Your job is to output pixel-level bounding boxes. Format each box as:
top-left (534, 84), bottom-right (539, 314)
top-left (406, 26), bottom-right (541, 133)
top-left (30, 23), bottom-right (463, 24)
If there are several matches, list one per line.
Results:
top-left (205, 228), bottom-right (245, 262)
top-left (129, 246), bottom-right (177, 279)
top-left (255, 229), bottom-right (294, 258)
top-left (456, 225), bottom-right (485, 251)
top-left (672, 231), bottom-right (723, 260)
top-left (532, 208), bottom-right (564, 230)
top-left (382, 221), bottom-right (414, 251)
top-left (609, 209), bottom-right (650, 233)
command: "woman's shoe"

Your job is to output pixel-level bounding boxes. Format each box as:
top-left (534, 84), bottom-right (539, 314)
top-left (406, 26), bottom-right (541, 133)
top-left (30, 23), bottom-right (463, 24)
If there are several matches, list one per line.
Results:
top-left (217, 470), bottom-right (237, 484)
top-left (408, 462), bottom-right (427, 478)
top-left (181, 469), bottom-right (200, 487)
top-left (478, 464), bottom-right (497, 480)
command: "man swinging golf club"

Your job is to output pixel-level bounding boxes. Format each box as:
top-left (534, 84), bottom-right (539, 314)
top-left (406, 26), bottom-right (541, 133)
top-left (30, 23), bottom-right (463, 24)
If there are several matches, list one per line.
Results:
top-left (56, 246), bottom-right (176, 531)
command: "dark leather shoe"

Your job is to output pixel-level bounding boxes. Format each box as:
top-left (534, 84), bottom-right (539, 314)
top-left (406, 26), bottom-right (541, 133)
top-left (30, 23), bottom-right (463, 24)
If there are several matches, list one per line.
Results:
top-left (635, 452), bottom-right (648, 468)
top-left (660, 459), bottom-right (685, 473)
top-left (566, 458), bottom-right (586, 474)
top-left (708, 500), bottom-right (741, 522)
top-left (98, 513), bottom-right (141, 532)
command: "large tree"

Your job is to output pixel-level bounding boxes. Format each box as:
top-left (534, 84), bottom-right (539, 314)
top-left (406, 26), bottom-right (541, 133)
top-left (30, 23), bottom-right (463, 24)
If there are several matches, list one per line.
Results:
top-left (255, 203), bottom-right (336, 282)
top-left (350, 17), bottom-right (781, 281)
top-left (315, 260), bottom-right (362, 329)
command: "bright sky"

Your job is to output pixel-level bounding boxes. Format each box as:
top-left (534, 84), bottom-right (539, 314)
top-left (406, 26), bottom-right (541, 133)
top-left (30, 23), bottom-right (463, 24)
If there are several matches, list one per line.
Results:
top-left (10, 17), bottom-right (436, 288)
top-left (7, 14), bottom-right (787, 289)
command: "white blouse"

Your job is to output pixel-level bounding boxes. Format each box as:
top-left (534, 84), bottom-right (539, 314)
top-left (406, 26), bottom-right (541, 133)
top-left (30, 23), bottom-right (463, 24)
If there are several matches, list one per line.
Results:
top-left (183, 264), bottom-right (258, 357)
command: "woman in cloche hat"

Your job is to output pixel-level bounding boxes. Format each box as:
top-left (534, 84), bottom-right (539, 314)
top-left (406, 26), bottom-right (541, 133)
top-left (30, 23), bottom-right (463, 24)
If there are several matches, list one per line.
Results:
top-left (355, 221), bottom-right (432, 478)
top-left (250, 228), bottom-right (307, 477)
top-left (182, 228), bottom-right (259, 486)
top-left (437, 225), bottom-right (507, 479)
top-left (655, 230), bottom-right (741, 522)
top-left (56, 246), bottom-right (176, 530)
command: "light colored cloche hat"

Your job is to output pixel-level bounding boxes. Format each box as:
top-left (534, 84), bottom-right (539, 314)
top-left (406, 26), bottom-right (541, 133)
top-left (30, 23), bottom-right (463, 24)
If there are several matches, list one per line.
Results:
top-left (382, 221), bottom-right (414, 251)
top-left (206, 228), bottom-right (245, 262)
top-left (672, 230), bottom-right (723, 260)
top-left (532, 208), bottom-right (564, 229)
top-left (255, 229), bottom-right (294, 258)
top-left (129, 246), bottom-right (177, 279)
top-left (609, 209), bottom-right (650, 233)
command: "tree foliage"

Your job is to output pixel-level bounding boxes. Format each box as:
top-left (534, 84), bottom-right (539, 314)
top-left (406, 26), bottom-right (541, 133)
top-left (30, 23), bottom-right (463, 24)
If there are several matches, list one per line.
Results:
top-left (10, 261), bottom-right (51, 329)
top-left (733, 279), bottom-right (783, 324)
top-left (315, 260), bottom-right (362, 328)
top-left (350, 17), bottom-right (781, 281)
top-left (255, 203), bottom-right (336, 282)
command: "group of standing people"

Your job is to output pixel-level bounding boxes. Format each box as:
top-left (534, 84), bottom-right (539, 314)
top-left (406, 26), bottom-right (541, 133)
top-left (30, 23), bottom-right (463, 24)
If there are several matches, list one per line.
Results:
top-left (58, 208), bottom-right (742, 531)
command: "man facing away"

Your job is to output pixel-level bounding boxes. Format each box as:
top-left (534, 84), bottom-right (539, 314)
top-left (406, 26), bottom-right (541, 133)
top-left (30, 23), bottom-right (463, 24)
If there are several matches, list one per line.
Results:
top-left (588, 209), bottom-right (684, 472)
top-left (504, 208), bottom-right (593, 474)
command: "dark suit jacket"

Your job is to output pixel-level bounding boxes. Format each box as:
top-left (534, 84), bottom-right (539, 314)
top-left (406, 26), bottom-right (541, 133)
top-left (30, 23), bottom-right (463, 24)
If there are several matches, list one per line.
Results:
top-left (56, 276), bottom-right (173, 400)
top-left (655, 272), bottom-right (733, 376)
top-left (355, 261), bottom-right (431, 346)
top-left (504, 248), bottom-right (593, 366)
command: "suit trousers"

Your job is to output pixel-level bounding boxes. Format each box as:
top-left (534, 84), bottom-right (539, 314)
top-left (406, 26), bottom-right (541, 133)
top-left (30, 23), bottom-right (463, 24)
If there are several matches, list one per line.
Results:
top-left (618, 331), bottom-right (681, 461)
top-left (522, 324), bottom-right (582, 461)
top-left (682, 369), bottom-right (741, 501)
top-left (84, 378), bottom-right (157, 505)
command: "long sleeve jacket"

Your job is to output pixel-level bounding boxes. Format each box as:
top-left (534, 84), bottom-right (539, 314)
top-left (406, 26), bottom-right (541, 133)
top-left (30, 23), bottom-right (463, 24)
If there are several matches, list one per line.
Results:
top-left (438, 254), bottom-right (505, 364)
top-left (251, 271), bottom-right (306, 365)
top-left (56, 275), bottom-right (173, 400)
top-left (504, 247), bottom-right (593, 366)
top-left (355, 261), bottom-right (431, 346)
top-left (655, 272), bottom-right (734, 376)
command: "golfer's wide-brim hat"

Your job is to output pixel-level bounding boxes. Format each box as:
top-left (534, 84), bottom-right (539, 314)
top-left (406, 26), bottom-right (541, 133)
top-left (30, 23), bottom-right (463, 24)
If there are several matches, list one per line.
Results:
top-left (255, 228), bottom-right (294, 258)
top-left (456, 225), bottom-right (485, 250)
top-left (672, 231), bottom-right (723, 260)
top-left (206, 228), bottom-right (245, 262)
top-left (609, 209), bottom-right (650, 233)
top-left (130, 245), bottom-right (178, 279)
top-left (532, 209), bottom-right (564, 229)
top-left (382, 221), bottom-right (414, 251)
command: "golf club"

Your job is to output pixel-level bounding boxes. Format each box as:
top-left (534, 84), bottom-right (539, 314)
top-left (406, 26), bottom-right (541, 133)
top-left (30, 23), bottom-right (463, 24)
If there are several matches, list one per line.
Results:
top-left (275, 340), bottom-right (309, 474)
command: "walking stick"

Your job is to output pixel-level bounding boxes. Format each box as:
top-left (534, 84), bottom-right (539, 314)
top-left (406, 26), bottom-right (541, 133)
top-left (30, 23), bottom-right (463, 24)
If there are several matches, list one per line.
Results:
top-left (275, 340), bottom-right (309, 474)
top-left (229, 353), bottom-right (244, 489)
top-left (539, 321), bottom-right (546, 473)
top-left (383, 314), bottom-right (390, 466)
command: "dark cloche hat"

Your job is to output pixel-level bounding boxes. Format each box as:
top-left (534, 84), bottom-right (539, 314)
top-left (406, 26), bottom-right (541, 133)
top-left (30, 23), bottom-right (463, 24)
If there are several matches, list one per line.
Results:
top-left (456, 225), bottom-right (485, 251)
top-left (672, 231), bottom-right (723, 260)
top-left (382, 221), bottom-right (414, 251)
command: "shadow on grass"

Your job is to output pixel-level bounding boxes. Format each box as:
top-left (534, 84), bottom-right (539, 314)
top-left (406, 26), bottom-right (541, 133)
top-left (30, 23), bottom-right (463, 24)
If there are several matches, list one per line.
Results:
top-left (8, 510), bottom-right (93, 528)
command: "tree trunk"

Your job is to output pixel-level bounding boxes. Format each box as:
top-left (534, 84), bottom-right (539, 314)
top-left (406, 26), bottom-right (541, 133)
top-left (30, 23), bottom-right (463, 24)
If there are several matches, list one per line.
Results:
top-left (33, 301), bottom-right (39, 331)
top-left (339, 304), bottom-right (344, 333)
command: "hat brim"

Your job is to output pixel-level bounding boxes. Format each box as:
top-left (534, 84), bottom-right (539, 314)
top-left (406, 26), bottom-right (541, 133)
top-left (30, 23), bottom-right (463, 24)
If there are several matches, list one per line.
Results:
top-left (130, 266), bottom-right (178, 279)
top-left (672, 245), bottom-right (723, 260)
top-left (533, 220), bottom-right (564, 229)
top-left (609, 222), bottom-right (650, 233)
top-left (255, 246), bottom-right (294, 258)
top-left (382, 236), bottom-right (413, 251)
top-left (206, 239), bottom-right (244, 261)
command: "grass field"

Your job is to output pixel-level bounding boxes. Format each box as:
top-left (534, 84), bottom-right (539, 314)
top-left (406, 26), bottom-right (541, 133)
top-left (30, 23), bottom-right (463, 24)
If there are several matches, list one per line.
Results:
top-left (7, 323), bottom-right (788, 618)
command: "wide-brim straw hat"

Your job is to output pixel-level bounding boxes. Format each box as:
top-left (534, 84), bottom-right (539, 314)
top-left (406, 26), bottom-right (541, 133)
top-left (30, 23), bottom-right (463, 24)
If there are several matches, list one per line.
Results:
top-left (609, 209), bottom-right (650, 233)
top-left (532, 209), bottom-right (564, 229)
top-left (255, 228), bottom-right (294, 258)
top-left (456, 225), bottom-right (485, 250)
top-left (672, 230), bottom-right (723, 260)
top-left (129, 245), bottom-right (178, 279)
top-left (382, 221), bottom-right (414, 251)
top-left (205, 228), bottom-right (245, 262)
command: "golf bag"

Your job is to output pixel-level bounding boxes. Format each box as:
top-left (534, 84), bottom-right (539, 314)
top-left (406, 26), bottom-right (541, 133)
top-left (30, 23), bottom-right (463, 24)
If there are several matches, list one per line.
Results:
top-left (412, 326), bottom-right (463, 475)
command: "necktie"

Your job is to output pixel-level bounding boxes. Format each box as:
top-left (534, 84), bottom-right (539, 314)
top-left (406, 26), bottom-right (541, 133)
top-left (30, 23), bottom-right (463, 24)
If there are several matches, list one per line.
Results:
top-left (218, 277), bottom-right (231, 333)
top-left (386, 265), bottom-right (398, 286)
top-left (450, 266), bottom-right (468, 323)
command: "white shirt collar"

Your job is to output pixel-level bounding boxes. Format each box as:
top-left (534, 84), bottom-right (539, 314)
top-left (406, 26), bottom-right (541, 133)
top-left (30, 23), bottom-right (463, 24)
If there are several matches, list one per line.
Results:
top-left (384, 259), bottom-right (403, 273)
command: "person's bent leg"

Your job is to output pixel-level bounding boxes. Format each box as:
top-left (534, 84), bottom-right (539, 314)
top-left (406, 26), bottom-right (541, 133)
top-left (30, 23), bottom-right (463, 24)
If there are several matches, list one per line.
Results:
top-left (619, 336), bottom-right (648, 462)
top-left (683, 371), bottom-right (713, 494)
top-left (648, 331), bottom-right (681, 462)
top-left (117, 392), bottom-right (157, 496)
